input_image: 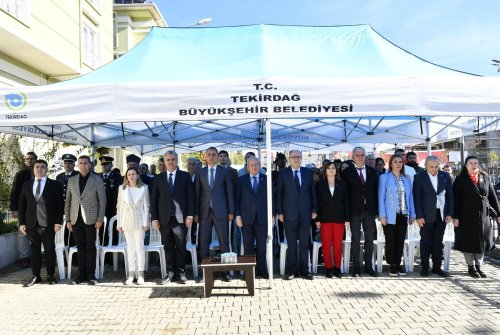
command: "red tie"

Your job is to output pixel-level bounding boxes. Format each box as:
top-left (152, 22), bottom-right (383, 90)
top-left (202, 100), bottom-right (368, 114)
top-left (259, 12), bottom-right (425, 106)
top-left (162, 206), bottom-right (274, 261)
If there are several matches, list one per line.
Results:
top-left (357, 167), bottom-right (365, 185)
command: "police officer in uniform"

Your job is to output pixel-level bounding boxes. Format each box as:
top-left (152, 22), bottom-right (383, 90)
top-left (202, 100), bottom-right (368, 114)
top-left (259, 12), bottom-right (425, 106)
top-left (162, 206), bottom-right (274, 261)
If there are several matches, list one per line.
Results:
top-left (56, 154), bottom-right (78, 249)
top-left (99, 156), bottom-right (123, 246)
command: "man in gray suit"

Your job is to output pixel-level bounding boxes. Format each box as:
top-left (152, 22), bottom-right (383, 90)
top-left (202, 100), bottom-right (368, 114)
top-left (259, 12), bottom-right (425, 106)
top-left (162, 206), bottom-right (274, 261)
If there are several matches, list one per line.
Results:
top-left (195, 147), bottom-right (235, 282)
top-left (65, 155), bottom-right (106, 285)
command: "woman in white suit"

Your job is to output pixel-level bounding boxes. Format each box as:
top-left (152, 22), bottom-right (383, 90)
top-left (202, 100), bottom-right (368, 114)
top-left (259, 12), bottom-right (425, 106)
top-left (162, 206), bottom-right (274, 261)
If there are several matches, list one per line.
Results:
top-left (378, 154), bottom-right (415, 276)
top-left (116, 167), bottom-right (150, 285)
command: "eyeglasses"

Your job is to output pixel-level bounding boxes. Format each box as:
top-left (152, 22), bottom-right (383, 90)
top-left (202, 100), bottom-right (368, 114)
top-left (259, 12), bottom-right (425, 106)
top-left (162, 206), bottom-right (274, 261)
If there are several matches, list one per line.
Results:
top-left (289, 156), bottom-right (302, 159)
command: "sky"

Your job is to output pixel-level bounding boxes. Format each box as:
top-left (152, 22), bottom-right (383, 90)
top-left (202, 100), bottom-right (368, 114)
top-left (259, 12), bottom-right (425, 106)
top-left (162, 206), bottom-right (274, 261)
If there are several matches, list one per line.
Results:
top-left (155, 0), bottom-right (500, 76)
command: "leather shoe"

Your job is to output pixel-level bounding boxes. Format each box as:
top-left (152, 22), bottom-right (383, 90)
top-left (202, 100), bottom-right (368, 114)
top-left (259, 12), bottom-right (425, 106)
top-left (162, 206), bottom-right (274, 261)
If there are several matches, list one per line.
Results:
top-left (301, 272), bottom-right (314, 280)
top-left (364, 267), bottom-right (377, 277)
top-left (177, 274), bottom-right (187, 284)
top-left (70, 276), bottom-right (87, 285)
top-left (258, 272), bottom-right (269, 279)
top-left (351, 271), bottom-right (360, 278)
top-left (432, 268), bottom-right (449, 277)
top-left (160, 276), bottom-right (174, 285)
top-left (222, 274), bottom-right (232, 282)
top-left (283, 274), bottom-right (294, 280)
top-left (88, 276), bottom-right (99, 285)
top-left (420, 267), bottom-right (429, 277)
top-left (47, 276), bottom-right (57, 285)
top-left (24, 276), bottom-right (42, 287)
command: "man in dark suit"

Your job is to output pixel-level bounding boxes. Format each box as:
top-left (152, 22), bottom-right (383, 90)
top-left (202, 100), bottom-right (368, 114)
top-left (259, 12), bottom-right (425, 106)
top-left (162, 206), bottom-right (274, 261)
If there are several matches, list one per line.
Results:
top-left (276, 150), bottom-right (317, 280)
top-left (343, 147), bottom-right (378, 277)
top-left (413, 155), bottom-right (454, 277)
top-left (151, 150), bottom-right (195, 284)
top-left (10, 151), bottom-right (37, 268)
top-left (19, 159), bottom-right (64, 286)
top-left (195, 147), bottom-right (235, 282)
top-left (236, 156), bottom-right (269, 278)
top-left (98, 156), bottom-right (123, 247)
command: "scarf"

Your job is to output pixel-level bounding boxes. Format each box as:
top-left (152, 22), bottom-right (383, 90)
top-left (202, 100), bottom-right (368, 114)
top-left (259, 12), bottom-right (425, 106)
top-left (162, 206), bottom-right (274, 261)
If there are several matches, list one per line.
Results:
top-left (469, 173), bottom-right (479, 185)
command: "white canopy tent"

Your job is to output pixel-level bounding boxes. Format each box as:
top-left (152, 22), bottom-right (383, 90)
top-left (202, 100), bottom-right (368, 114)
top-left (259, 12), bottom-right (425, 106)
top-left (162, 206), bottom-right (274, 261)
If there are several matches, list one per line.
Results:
top-left (1, 24), bottom-right (500, 287)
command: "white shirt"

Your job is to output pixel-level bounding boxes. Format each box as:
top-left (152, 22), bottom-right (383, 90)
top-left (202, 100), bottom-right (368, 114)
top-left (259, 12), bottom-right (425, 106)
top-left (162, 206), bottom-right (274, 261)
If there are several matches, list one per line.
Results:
top-left (167, 168), bottom-right (177, 185)
top-left (250, 173), bottom-right (259, 188)
top-left (354, 164), bottom-right (366, 180)
top-left (292, 168), bottom-right (301, 186)
top-left (329, 186), bottom-right (335, 196)
top-left (32, 176), bottom-right (47, 198)
top-left (428, 172), bottom-right (439, 208)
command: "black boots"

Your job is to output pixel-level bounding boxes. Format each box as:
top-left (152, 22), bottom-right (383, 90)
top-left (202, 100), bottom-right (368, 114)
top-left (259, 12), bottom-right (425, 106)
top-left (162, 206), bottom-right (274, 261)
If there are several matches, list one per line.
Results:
top-left (475, 265), bottom-right (487, 278)
top-left (468, 265), bottom-right (480, 278)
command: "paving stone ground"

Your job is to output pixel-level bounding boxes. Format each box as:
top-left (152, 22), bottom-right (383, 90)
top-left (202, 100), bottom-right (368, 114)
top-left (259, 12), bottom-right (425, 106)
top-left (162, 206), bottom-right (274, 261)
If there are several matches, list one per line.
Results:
top-left (0, 255), bottom-right (499, 335)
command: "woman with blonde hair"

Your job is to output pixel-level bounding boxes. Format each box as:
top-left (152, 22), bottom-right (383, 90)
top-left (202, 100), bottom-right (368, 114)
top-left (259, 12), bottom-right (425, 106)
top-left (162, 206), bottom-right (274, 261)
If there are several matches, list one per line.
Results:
top-left (116, 167), bottom-right (150, 285)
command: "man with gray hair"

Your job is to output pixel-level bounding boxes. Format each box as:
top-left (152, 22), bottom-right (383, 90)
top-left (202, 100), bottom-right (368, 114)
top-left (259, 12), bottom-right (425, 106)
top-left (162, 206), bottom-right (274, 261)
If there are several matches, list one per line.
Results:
top-left (187, 157), bottom-right (200, 183)
top-left (365, 154), bottom-right (376, 168)
top-left (342, 147), bottom-right (379, 277)
top-left (413, 155), bottom-right (454, 277)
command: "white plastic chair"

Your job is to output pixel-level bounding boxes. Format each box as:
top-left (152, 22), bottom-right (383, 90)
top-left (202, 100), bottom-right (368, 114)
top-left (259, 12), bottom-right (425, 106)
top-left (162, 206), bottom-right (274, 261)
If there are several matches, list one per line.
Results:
top-left (54, 221), bottom-right (68, 280)
top-left (341, 226), bottom-right (351, 274)
top-left (67, 218), bottom-right (105, 280)
top-left (403, 222), bottom-right (420, 272)
top-left (374, 220), bottom-right (386, 273)
top-left (100, 216), bottom-right (128, 279)
top-left (443, 221), bottom-right (457, 273)
top-left (186, 225), bottom-right (198, 278)
top-left (144, 221), bottom-right (167, 278)
top-left (311, 229), bottom-right (323, 274)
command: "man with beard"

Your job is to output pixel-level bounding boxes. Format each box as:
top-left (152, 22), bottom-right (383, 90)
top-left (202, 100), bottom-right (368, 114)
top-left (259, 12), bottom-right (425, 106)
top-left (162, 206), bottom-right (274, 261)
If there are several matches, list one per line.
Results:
top-left (406, 151), bottom-right (425, 174)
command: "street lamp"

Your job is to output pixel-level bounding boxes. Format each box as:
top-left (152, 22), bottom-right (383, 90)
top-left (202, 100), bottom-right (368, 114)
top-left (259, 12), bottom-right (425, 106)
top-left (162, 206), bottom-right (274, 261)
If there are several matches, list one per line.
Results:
top-left (188, 17), bottom-right (212, 27)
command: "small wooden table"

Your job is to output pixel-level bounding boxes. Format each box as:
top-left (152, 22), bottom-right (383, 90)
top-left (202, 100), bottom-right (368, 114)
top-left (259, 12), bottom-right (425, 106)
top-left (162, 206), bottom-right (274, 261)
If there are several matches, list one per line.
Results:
top-left (200, 256), bottom-right (256, 298)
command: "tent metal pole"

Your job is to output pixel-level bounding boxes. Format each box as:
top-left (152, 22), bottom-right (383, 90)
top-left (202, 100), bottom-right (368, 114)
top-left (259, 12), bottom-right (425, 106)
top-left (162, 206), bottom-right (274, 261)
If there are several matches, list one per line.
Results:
top-left (90, 125), bottom-right (95, 160)
top-left (460, 136), bottom-right (465, 164)
top-left (426, 120), bottom-right (431, 156)
top-left (265, 118), bottom-right (274, 289)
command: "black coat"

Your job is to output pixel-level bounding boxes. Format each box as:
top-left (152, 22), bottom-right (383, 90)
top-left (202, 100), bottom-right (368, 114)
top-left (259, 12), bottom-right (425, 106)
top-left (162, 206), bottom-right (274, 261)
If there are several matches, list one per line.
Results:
top-left (18, 178), bottom-right (64, 229)
top-left (55, 170), bottom-right (79, 204)
top-left (342, 165), bottom-right (379, 216)
top-left (9, 168), bottom-right (33, 211)
top-left (99, 171), bottom-right (123, 220)
top-left (315, 179), bottom-right (350, 223)
top-left (150, 170), bottom-right (195, 227)
top-left (453, 172), bottom-right (500, 253)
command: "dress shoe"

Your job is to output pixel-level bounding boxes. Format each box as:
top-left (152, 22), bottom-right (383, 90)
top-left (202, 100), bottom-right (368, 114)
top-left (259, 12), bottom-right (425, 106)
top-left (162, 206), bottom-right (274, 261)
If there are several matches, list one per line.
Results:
top-left (432, 268), bottom-right (450, 277)
top-left (47, 276), bottom-right (57, 285)
top-left (396, 265), bottom-right (406, 276)
top-left (177, 273), bottom-right (187, 284)
top-left (88, 276), bottom-right (99, 285)
top-left (325, 268), bottom-right (334, 278)
top-left (301, 272), bottom-right (314, 280)
top-left (420, 267), bottom-right (429, 277)
top-left (260, 273), bottom-right (269, 280)
top-left (351, 271), bottom-right (360, 278)
top-left (475, 266), bottom-right (487, 278)
top-left (222, 274), bottom-right (232, 282)
top-left (389, 265), bottom-right (398, 277)
top-left (283, 274), bottom-right (295, 280)
top-left (24, 276), bottom-right (42, 287)
top-left (70, 276), bottom-right (88, 285)
top-left (364, 267), bottom-right (377, 277)
top-left (333, 267), bottom-right (342, 278)
top-left (160, 276), bottom-right (174, 285)
top-left (468, 265), bottom-right (480, 278)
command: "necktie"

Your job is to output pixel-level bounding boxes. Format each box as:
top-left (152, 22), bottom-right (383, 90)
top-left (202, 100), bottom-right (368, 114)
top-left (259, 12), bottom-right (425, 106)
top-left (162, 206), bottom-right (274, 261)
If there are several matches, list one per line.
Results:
top-left (294, 170), bottom-right (300, 189)
top-left (252, 176), bottom-right (258, 193)
top-left (209, 168), bottom-right (215, 189)
top-left (103, 174), bottom-right (108, 182)
top-left (357, 167), bottom-right (365, 185)
top-left (168, 173), bottom-right (174, 192)
top-left (35, 179), bottom-right (42, 200)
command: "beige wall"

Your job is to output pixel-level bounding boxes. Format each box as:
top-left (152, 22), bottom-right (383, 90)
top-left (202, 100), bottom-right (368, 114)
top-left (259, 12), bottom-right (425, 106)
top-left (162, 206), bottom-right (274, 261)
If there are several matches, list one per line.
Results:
top-left (0, 0), bottom-right (114, 86)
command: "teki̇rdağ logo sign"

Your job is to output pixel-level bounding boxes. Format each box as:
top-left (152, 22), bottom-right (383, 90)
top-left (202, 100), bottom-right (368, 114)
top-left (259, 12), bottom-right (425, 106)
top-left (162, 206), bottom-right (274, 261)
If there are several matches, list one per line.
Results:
top-left (5, 92), bottom-right (27, 111)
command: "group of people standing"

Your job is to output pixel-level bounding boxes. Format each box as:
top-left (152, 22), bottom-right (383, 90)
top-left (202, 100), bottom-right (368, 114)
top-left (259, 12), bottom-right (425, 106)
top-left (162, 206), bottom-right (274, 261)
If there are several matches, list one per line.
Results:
top-left (10, 145), bottom-right (499, 287)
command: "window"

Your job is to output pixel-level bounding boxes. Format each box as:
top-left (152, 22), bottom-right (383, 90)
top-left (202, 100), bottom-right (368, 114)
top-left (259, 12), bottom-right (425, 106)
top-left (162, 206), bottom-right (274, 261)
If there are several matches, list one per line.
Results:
top-left (0, 0), bottom-right (30, 23)
top-left (82, 20), bottom-right (100, 68)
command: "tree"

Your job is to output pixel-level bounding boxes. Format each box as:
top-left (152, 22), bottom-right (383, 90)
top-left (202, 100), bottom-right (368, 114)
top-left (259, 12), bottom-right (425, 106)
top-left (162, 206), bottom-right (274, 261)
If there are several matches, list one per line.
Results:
top-left (492, 59), bottom-right (500, 72)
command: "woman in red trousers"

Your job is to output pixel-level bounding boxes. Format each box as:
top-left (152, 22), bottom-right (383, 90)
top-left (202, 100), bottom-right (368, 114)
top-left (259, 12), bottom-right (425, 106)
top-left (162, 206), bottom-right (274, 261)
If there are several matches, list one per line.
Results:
top-left (315, 162), bottom-right (350, 278)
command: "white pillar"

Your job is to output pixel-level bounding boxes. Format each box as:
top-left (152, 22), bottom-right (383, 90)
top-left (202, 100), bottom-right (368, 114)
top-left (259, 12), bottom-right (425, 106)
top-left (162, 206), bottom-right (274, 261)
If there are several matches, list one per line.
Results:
top-left (265, 118), bottom-right (274, 289)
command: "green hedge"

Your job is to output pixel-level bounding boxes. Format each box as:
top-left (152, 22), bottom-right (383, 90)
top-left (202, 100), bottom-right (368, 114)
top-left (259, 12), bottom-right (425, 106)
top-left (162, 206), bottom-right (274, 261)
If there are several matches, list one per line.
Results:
top-left (0, 221), bottom-right (17, 235)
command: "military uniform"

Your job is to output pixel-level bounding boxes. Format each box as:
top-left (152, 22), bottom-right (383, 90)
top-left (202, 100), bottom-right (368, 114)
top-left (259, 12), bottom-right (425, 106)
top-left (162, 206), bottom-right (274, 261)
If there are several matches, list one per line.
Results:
top-left (55, 154), bottom-right (78, 248)
top-left (99, 156), bottom-right (123, 246)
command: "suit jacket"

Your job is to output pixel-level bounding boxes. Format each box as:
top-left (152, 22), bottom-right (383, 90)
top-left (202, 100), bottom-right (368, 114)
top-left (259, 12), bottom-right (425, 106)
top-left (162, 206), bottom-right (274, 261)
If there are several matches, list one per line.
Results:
top-left (56, 170), bottom-right (79, 204)
top-left (18, 178), bottom-right (64, 229)
top-left (9, 168), bottom-right (32, 211)
top-left (342, 165), bottom-right (379, 216)
top-left (276, 167), bottom-right (317, 221)
top-left (378, 172), bottom-right (415, 225)
top-left (151, 170), bottom-right (195, 227)
top-left (413, 170), bottom-right (454, 223)
top-left (64, 173), bottom-right (106, 225)
top-left (315, 179), bottom-right (350, 223)
top-left (195, 165), bottom-right (235, 220)
top-left (235, 173), bottom-right (268, 226)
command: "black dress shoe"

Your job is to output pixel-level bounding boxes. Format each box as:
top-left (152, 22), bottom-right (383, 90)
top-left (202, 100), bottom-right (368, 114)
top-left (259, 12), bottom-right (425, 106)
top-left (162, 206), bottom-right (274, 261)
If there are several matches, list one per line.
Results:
top-left (222, 274), bottom-right (232, 282)
top-left (283, 274), bottom-right (295, 280)
top-left (260, 273), bottom-right (269, 279)
top-left (47, 276), bottom-right (57, 285)
top-left (333, 268), bottom-right (342, 278)
top-left (468, 265), bottom-right (480, 278)
top-left (351, 271), bottom-right (360, 278)
top-left (301, 272), bottom-right (314, 280)
top-left (475, 266), bottom-right (487, 278)
top-left (70, 276), bottom-right (88, 285)
top-left (177, 274), bottom-right (187, 284)
top-left (364, 267), bottom-right (377, 277)
top-left (420, 267), bottom-right (429, 277)
top-left (24, 276), bottom-right (42, 287)
top-left (431, 268), bottom-right (450, 277)
top-left (88, 276), bottom-right (99, 285)
top-left (325, 268), bottom-right (333, 278)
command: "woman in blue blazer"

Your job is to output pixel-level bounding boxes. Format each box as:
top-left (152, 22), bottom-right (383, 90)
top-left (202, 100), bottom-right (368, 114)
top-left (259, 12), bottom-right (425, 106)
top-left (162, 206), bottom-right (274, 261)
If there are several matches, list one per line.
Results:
top-left (378, 154), bottom-right (415, 276)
